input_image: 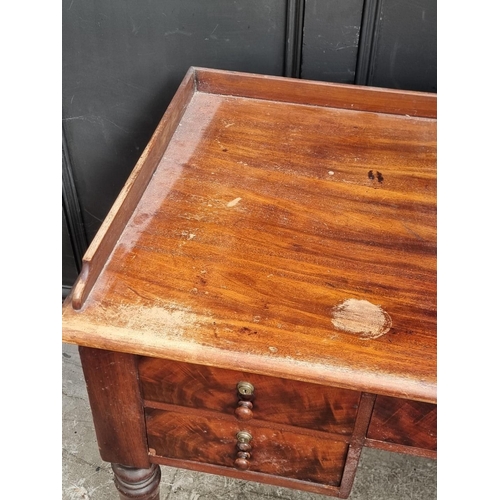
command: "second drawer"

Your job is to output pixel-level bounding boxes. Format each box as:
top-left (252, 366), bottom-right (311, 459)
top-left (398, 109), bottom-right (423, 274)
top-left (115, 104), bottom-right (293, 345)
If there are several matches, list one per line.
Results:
top-left (145, 408), bottom-right (349, 487)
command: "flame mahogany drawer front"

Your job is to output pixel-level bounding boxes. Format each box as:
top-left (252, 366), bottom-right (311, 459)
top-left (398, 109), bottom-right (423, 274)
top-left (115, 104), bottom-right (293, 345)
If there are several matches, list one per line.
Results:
top-left (145, 408), bottom-right (349, 487)
top-left (138, 357), bottom-right (361, 435)
top-left (366, 395), bottom-right (437, 453)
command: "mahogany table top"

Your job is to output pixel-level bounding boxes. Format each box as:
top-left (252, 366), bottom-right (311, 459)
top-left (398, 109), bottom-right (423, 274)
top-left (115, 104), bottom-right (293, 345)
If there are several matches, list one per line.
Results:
top-left (62, 68), bottom-right (437, 403)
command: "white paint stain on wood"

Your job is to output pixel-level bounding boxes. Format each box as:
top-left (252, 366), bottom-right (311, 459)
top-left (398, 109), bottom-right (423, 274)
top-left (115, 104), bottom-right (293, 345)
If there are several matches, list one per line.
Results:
top-left (331, 299), bottom-right (392, 339)
top-left (227, 197), bottom-right (242, 207)
top-left (89, 301), bottom-right (203, 340)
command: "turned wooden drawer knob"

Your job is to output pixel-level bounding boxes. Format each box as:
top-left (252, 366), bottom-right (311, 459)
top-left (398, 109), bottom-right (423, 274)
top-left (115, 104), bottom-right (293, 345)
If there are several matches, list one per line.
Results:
top-left (235, 381), bottom-right (254, 420)
top-left (235, 400), bottom-right (253, 420)
top-left (235, 431), bottom-right (252, 470)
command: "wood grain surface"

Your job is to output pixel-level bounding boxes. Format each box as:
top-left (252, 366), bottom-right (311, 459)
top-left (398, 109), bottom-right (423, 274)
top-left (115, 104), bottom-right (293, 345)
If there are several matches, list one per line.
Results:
top-left (145, 408), bottom-right (349, 486)
top-left (71, 68), bottom-right (196, 310)
top-left (111, 464), bottom-right (161, 500)
top-left (139, 357), bottom-right (360, 435)
top-left (195, 67), bottom-right (437, 118)
top-left (78, 347), bottom-right (151, 468)
top-left (366, 395), bottom-right (437, 453)
top-left (338, 392), bottom-right (377, 498)
top-left (63, 68), bottom-right (436, 404)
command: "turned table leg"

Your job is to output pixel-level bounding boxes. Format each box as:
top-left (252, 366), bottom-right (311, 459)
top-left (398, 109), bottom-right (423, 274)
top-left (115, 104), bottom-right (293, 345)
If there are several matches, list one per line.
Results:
top-left (112, 464), bottom-right (161, 500)
top-left (78, 347), bottom-right (159, 498)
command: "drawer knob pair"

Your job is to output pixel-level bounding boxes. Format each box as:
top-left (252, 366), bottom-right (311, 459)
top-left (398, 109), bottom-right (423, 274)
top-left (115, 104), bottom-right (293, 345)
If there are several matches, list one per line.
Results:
top-left (234, 431), bottom-right (253, 470)
top-left (235, 381), bottom-right (254, 421)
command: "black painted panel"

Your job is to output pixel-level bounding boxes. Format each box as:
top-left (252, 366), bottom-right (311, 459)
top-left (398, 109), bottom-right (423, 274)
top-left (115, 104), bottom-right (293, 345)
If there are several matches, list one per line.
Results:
top-left (301, 0), bottom-right (364, 83)
top-left (62, 0), bottom-right (287, 240)
top-left (368, 0), bottom-right (437, 92)
top-left (62, 207), bottom-right (79, 292)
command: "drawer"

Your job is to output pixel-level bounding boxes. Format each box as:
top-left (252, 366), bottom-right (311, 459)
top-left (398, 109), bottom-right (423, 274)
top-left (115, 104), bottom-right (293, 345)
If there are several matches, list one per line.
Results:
top-left (145, 408), bottom-right (349, 487)
top-left (367, 395), bottom-right (437, 452)
top-left (138, 357), bottom-right (361, 435)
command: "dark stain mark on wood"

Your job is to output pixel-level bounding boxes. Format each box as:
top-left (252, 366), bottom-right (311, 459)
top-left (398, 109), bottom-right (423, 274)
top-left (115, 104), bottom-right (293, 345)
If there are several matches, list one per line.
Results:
top-left (240, 327), bottom-right (258, 335)
top-left (368, 170), bottom-right (384, 183)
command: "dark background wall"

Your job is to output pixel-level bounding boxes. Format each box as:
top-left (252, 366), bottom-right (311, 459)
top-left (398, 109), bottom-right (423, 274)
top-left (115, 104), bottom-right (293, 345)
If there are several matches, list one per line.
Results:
top-left (62, 0), bottom-right (437, 297)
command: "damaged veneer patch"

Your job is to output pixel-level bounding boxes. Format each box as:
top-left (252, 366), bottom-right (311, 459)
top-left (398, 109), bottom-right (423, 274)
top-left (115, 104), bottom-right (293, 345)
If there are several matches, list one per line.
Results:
top-left (331, 299), bottom-right (392, 339)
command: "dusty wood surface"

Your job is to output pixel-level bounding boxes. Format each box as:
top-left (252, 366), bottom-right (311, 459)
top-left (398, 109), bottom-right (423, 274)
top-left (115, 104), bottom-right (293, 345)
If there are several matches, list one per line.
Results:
top-left (63, 68), bottom-right (437, 404)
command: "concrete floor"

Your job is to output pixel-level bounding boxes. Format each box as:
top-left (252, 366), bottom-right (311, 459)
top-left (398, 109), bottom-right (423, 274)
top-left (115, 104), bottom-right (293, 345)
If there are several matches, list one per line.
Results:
top-left (62, 342), bottom-right (436, 500)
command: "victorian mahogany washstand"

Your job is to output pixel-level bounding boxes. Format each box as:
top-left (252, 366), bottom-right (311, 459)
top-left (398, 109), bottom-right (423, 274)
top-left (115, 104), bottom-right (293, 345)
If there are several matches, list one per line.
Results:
top-left (62, 68), bottom-right (437, 499)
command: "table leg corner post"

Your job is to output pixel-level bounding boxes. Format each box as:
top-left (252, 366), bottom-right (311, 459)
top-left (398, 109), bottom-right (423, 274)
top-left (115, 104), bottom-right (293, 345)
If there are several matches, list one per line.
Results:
top-left (338, 392), bottom-right (377, 498)
top-left (111, 463), bottom-right (161, 500)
